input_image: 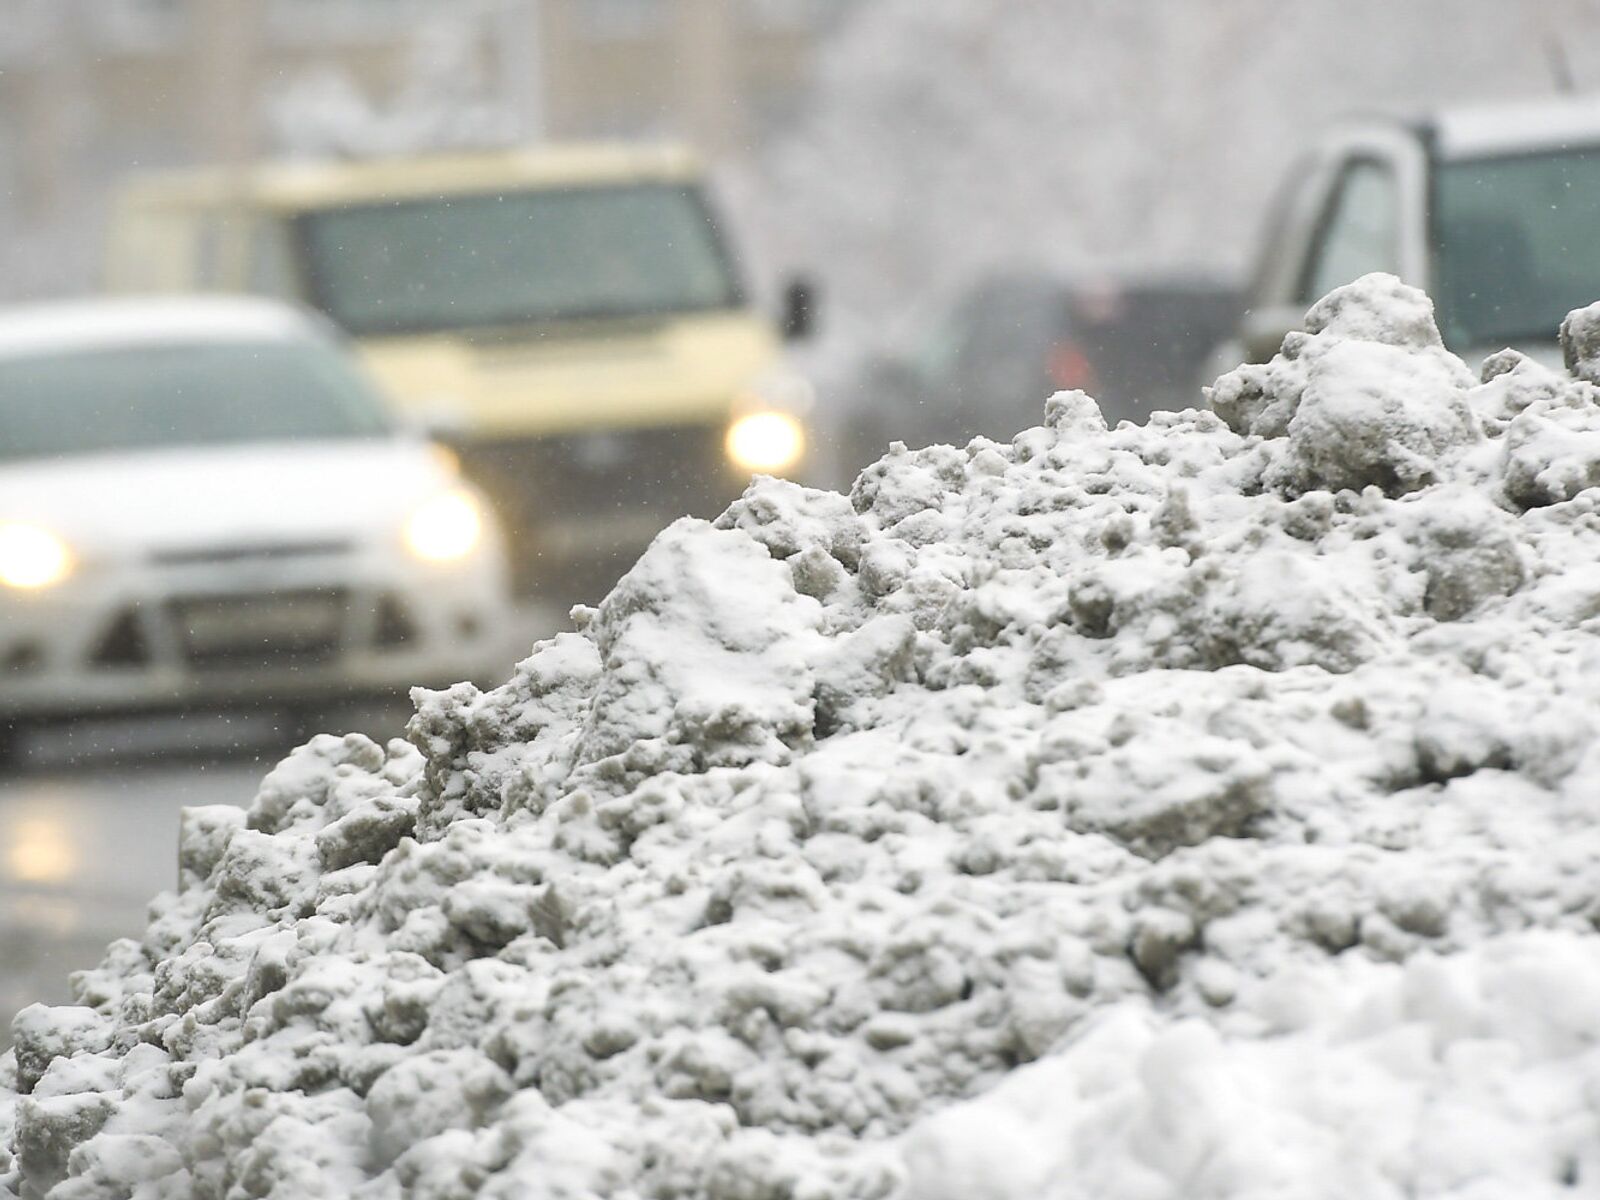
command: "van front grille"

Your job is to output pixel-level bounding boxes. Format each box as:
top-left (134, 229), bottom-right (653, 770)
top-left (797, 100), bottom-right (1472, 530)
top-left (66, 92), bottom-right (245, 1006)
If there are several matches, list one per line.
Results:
top-left (149, 540), bottom-right (352, 567)
top-left (456, 421), bottom-right (742, 598)
top-left (459, 422), bottom-right (734, 527)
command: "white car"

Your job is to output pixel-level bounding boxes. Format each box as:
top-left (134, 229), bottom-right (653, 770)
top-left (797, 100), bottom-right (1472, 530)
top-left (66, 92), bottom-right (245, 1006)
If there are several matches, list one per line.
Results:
top-left (0, 296), bottom-right (512, 757)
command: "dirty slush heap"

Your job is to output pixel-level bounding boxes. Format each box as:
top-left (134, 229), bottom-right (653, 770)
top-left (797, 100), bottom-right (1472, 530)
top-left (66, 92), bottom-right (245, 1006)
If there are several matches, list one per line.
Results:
top-left (7, 273), bottom-right (1600, 1200)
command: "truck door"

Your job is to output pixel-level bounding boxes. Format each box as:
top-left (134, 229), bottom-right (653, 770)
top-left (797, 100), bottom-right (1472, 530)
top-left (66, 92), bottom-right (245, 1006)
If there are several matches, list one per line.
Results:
top-left (1297, 156), bottom-right (1401, 303)
top-left (1231, 128), bottom-right (1428, 364)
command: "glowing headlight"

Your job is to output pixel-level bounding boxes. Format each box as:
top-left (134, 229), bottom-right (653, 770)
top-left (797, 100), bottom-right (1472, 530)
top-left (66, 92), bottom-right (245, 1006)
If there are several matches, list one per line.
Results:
top-left (725, 411), bottom-right (806, 474)
top-left (0, 523), bottom-right (73, 590)
top-left (404, 490), bottom-right (483, 563)
top-left (7, 814), bottom-right (78, 884)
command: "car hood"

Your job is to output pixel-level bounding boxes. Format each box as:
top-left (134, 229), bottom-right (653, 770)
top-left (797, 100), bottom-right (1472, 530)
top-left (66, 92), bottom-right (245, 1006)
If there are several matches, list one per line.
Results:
top-left (0, 438), bottom-right (455, 560)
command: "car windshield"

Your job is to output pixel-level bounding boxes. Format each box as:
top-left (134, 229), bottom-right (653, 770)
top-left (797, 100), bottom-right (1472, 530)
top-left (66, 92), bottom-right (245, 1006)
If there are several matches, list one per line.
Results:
top-left (0, 338), bottom-right (394, 464)
top-left (296, 183), bottom-right (744, 336)
top-left (1433, 147), bottom-right (1600, 348)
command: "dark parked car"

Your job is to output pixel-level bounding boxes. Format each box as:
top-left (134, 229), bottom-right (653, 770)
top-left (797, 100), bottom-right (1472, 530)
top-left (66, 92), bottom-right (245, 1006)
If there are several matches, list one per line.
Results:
top-left (838, 273), bottom-right (1240, 476)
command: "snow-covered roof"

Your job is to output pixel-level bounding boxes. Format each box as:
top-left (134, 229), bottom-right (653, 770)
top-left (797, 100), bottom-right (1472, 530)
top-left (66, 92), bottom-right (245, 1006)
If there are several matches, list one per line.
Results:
top-left (0, 296), bottom-right (318, 360)
top-left (1428, 93), bottom-right (1600, 159)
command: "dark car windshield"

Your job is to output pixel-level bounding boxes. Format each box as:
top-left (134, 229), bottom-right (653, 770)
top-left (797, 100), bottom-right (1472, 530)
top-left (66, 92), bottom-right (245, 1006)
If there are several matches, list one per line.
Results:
top-left (908, 277), bottom-right (1238, 426)
top-left (0, 338), bottom-right (394, 464)
top-left (1433, 147), bottom-right (1600, 348)
top-left (296, 183), bottom-right (744, 336)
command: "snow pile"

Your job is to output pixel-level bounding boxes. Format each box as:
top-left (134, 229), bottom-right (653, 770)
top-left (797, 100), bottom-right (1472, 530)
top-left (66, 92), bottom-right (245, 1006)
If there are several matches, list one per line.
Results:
top-left (7, 274), bottom-right (1600, 1198)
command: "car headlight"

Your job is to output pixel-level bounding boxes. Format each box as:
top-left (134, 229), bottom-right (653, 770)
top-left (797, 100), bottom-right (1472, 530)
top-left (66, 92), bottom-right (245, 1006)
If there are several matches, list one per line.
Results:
top-left (726, 411), bottom-right (806, 474)
top-left (0, 523), bottom-right (73, 590)
top-left (404, 489), bottom-right (484, 563)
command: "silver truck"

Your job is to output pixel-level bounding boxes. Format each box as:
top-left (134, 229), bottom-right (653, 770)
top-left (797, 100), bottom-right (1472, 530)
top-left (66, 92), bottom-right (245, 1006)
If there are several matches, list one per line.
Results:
top-left (1217, 95), bottom-right (1600, 371)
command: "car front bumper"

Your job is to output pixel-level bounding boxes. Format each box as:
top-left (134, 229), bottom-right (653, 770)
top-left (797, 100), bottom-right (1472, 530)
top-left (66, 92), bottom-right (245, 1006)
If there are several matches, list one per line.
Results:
top-left (0, 542), bottom-right (512, 722)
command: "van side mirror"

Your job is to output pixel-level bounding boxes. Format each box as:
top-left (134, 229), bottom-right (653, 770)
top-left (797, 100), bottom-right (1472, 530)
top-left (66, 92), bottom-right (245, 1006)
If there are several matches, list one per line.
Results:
top-left (781, 276), bottom-right (818, 341)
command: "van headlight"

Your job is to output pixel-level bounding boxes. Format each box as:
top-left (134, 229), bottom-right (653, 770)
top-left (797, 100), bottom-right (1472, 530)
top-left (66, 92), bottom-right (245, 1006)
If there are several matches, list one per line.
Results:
top-left (0, 523), bottom-right (73, 590)
top-left (725, 411), bottom-right (806, 474)
top-left (403, 490), bottom-right (483, 563)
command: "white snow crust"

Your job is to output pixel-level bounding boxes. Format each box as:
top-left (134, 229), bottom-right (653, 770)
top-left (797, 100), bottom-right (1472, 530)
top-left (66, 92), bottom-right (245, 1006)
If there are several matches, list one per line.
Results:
top-left (6, 275), bottom-right (1600, 1198)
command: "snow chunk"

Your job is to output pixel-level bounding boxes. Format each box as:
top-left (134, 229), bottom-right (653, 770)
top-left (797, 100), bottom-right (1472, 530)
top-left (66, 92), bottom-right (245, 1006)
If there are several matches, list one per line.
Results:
top-left (1209, 273), bottom-right (1479, 494)
top-left (577, 519), bottom-right (823, 772)
top-left (1560, 298), bottom-right (1600, 384)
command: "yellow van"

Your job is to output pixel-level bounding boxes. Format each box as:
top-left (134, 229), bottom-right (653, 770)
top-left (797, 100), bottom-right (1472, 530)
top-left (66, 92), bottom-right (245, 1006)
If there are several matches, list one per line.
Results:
top-left (105, 144), bottom-right (815, 596)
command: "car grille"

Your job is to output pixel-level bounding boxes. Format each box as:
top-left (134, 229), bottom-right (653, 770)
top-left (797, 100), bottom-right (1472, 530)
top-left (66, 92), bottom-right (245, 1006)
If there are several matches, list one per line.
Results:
top-left (459, 422), bottom-right (734, 529)
top-left (168, 588), bottom-right (348, 669)
top-left (90, 606), bottom-right (151, 667)
top-left (454, 421), bottom-right (740, 600)
top-left (149, 540), bottom-right (353, 567)
top-left (85, 589), bottom-right (426, 676)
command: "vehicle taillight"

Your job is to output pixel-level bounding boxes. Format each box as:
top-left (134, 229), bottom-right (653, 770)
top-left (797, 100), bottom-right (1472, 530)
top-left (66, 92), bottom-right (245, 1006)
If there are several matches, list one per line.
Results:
top-left (1048, 341), bottom-right (1097, 392)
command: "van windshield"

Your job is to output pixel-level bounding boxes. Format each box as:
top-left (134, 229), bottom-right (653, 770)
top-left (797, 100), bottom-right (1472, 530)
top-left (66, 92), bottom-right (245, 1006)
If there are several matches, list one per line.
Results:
top-left (296, 183), bottom-right (744, 336)
top-left (0, 340), bottom-right (393, 463)
top-left (1433, 147), bottom-right (1600, 349)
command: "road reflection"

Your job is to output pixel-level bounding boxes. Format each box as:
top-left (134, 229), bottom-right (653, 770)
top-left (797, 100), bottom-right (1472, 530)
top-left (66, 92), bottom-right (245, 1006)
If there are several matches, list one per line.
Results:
top-left (0, 702), bottom-right (409, 1037)
top-left (6, 810), bottom-right (79, 886)
top-left (0, 600), bottom-right (560, 1039)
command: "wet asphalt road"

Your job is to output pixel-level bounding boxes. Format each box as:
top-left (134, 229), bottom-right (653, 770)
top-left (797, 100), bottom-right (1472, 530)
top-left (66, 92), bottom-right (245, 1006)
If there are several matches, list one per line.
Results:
top-left (0, 605), bottom-right (562, 1037)
top-left (0, 704), bottom-right (409, 1035)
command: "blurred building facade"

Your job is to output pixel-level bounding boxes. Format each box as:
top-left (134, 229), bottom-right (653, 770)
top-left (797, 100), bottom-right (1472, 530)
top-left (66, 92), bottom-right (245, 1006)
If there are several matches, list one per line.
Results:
top-left (0, 0), bottom-right (855, 297)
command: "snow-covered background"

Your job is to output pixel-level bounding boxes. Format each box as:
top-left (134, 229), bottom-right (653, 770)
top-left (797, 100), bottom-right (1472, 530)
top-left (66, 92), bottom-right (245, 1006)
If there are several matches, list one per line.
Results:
top-left (724, 0), bottom-right (1600, 370)
top-left (11, 0), bottom-right (1600, 364)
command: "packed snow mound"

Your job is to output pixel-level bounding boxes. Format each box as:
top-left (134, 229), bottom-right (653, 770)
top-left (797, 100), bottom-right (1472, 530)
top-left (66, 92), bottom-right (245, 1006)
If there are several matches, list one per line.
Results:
top-left (6, 274), bottom-right (1600, 1198)
top-left (1208, 273), bottom-right (1481, 494)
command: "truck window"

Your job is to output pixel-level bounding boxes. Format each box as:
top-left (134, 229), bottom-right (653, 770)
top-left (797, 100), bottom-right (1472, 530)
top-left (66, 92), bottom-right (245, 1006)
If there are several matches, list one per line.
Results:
top-left (293, 183), bottom-right (744, 337)
top-left (1298, 157), bottom-right (1399, 303)
top-left (1433, 147), bottom-right (1600, 348)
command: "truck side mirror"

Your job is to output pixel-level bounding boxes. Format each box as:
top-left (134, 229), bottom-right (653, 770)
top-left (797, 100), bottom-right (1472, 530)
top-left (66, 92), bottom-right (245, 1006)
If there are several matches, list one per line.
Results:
top-left (1238, 305), bottom-right (1305, 364)
top-left (781, 276), bottom-right (818, 341)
